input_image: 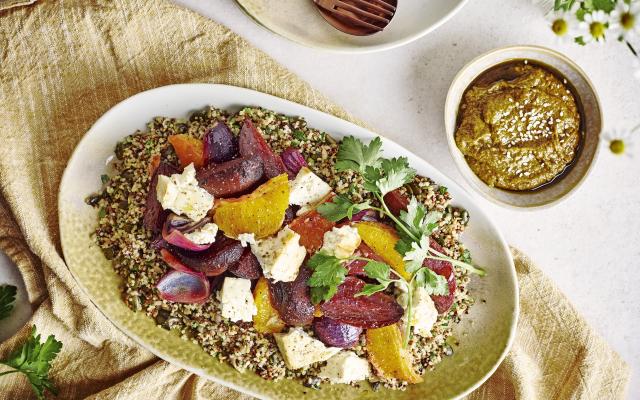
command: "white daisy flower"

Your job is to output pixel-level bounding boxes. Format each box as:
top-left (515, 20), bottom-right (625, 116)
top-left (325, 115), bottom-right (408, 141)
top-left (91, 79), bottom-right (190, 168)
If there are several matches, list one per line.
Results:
top-left (602, 125), bottom-right (639, 157)
top-left (546, 2), bottom-right (581, 42)
top-left (579, 10), bottom-right (610, 43)
top-left (609, 1), bottom-right (640, 39)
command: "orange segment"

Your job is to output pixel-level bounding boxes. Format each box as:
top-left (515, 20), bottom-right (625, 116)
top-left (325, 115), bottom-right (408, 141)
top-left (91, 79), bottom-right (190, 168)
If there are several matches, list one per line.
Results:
top-left (366, 324), bottom-right (423, 384)
top-left (354, 221), bottom-right (411, 280)
top-left (253, 277), bottom-right (286, 334)
top-left (168, 134), bottom-right (204, 168)
top-left (213, 174), bottom-right (289, 239)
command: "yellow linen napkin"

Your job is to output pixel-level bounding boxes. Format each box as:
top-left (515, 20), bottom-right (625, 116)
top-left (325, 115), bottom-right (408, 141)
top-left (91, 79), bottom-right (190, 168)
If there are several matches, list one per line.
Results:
top-left (0, 0), bottom-right (629, 399)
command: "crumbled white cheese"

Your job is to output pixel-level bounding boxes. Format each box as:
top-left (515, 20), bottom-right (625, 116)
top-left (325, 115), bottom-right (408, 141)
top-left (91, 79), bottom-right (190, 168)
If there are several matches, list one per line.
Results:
top-left (183, 223), bottom-right (219, 245)
top-left (319, 351), bottom-right (370, 384)
top-left (219, 277), bottom-right (257, 323)
top-left (251, 227), bottom-right (306, 282)
top-left (274, 328), bottom-right (341, 370)
top-left (237, 232), bottom-right (256, 247)
top-left (320, 225), bottom-right (361, 259)
top-left (397, 286), bottom-right (439, 337)
top-left (289, 167), bottom-right (332, 215)
top-left (156, 163), bottom-right (213, 221)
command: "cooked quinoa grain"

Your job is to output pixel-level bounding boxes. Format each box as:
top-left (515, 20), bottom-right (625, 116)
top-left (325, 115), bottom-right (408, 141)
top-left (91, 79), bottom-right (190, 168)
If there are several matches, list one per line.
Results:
top-left (93, 106), bottom-right (474, 390)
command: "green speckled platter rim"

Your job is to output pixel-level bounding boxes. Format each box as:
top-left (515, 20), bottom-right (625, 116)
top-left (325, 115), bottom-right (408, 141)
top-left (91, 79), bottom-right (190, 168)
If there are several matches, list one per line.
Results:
top-left (59, 84), bottom-right (518, 400)
top-left (233, 0), bottom-right (470, 54)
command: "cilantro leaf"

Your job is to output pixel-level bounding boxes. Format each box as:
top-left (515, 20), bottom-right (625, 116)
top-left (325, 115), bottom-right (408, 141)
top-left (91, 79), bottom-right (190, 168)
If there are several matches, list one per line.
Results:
top-left (375, 158), bottom-right (416, 195)
top-left (0, 326), bottom-right (62, 399)
top-left (402, 235), bottom-right (431, 273)
top-left (356, 283), bottom-right (388, 297)
top-left (414, 268), bottom-right (449, 296)
top-left (307, 251), bottom-right (348, 304)
top-left (0, 284), bottom-right (17, 320)
top-left (397, 197), bottom-right (442, 241)
top-left (356, 260), bottom-right (396, 297)
top-left (335, 136), bottom-right (383, 173)
top-left (316, 195), bottom-right (371, 222)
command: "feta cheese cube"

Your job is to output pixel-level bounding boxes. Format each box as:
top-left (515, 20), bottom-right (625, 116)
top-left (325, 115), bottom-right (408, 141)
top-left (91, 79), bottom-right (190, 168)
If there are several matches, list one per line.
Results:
top-left (251, 227), bottom-right (306, 282)
top-left (289, 167), bottom-right (332, 215)
top-left (397, 286), bottom-right (439, 337)
top-left (319, 351), bottom-right (370, 384)
top-left (156, 163), bottom-right (213, 221)
top-left (183, 223), bottom-right (219, 245)
top-left (237, 232), bottom-right (256, 247)
top-left (274, 328), bottom-right (341, 370)
top-left (219, 277), bottom-right (257, 323)
top-left (320, 225), bottom-right (361, 259)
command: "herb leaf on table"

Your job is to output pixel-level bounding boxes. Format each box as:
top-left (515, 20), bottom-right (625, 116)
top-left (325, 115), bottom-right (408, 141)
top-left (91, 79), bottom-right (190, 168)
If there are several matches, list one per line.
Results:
top-left (0, 284), bottom-right (17, 320)
top-left (0, 326), bottom-right (63, 400)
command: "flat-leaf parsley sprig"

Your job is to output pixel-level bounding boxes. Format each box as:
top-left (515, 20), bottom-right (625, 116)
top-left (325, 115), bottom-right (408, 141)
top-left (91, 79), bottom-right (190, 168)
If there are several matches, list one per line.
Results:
top-left (317, 135), bottom-right (486, 276)
top-left (0, 284), bottom-right (17, 320)
top-left (0, 326), bottom-right (63, 399)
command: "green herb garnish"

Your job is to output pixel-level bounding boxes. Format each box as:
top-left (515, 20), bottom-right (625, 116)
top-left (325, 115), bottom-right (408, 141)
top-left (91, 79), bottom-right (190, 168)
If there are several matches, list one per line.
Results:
top-left (0, 285), bottom-right (17, 321)
top-left (307, 251), bottom-right (348, 304)
top-left (0, 326), bottom-right (63, 399)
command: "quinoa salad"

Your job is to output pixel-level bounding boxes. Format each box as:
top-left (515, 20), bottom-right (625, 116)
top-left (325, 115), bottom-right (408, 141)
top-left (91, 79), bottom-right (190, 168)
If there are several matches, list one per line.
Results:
top-left (89, 106), bottom-right (484, 391)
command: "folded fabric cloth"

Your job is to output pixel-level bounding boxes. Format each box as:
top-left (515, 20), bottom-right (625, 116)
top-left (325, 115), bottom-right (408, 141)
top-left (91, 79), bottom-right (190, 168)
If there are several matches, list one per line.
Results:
top-left (0, 0), bottom-right (629, 399)
top-left (0, 0), bottom-right (35, 12)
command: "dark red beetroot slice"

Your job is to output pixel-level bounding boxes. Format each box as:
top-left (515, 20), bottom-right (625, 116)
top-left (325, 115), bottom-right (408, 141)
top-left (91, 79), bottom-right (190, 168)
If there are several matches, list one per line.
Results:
top-left (196, 156), bottom-right (263, 197)
top-left (313, 317), bottom-right (362, 348)
top-left (345, 242), bottom-right (385, 277)
top-left (268, 266), bottom-right (315, 326)
top-left (280, 147), bottom-right (307, 179)
top-left (156, 270), bottom-right (210, 304)
top-left (143, 162), bottom-right (179, 233)
top-left (320, 276), bottom-right (403, 329)
top-left (228, 248), bottom-right (262, 280)
top-left (203, 122), bottom-right (238, 165)
top-left (239, 119), bottom-right (286, 179)
top-left (383, 189), bottom-right (410, 217)
top-left (175, 236), bottom-right (244, 276)
top-left (425, 239), bottom-right (456, 314)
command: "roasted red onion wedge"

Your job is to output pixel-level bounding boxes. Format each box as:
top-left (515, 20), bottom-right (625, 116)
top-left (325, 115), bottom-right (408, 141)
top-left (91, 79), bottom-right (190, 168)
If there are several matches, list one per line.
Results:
top-left (350, 209), bottom-right (379, 222)
top-left (239, 119), bottom-right (286, 179)
top-left (313, 317), bottom-right (362, 348)
top-left (320, 276), bottom-right (403, 329)
top-left (160, 248), bottom-right (194, 273)
top-left (162, 216), bottom-right (212, 252)
top-left (228, 248), bottom-right (262, 280)
top-left (143, 162), bottom-right (179, 233)
top-left (176, 236), bottom-right (244, 276)
top-left (156, 269), bottom-right (210, 304)
top-left (280, 147), bottom-right (308, 178)
top-left (196, 156), bottom-right (263, 197)
top-left (203, 122), bottom-right (238, 165)
top-left (268, 266), bottom-right (315, 326)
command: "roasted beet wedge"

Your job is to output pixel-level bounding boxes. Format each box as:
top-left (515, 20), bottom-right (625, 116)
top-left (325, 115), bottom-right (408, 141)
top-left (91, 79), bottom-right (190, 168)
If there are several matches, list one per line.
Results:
top-left (156, 270), bottom-right (210, 304)
top-left (313, 317), bottom-right (362, 348)
top-left (228, 248), bottom-right (262, 280)
top-left (383, 189), bottom-right (410, 217)
top-left (346, 242), bottom-right (385, 277)
top-left (268, 266), bottom-right (315, 326)
top-left (143, 162), bottom-right (179, 233)
top-left (203, 122), bottom-right (238, 165)
top-left (425, 239), bottom-right (456, 313)
top-left (196, 156), bottom-right (263, 197)
top-left (175, 236), bottom-right (244, 276)
top-left (239, 119), bottom-right (286, 179)
top-left (320, 276), bottom-right (403, 329)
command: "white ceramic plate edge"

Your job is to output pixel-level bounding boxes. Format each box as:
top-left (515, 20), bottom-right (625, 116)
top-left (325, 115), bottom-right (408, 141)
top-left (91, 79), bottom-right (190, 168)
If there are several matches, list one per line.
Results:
top-left (59, 83), bottom-right (518, 400)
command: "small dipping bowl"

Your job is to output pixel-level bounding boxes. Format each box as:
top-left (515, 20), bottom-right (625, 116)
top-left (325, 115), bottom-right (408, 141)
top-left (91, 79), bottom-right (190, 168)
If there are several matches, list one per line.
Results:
top-left (445, 45), bottom-right (602, 209)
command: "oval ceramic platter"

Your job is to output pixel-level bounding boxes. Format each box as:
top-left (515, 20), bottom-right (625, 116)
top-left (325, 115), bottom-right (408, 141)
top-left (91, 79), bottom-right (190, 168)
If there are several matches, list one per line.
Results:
top-left (235, 0), bottom-right (469, 53)
top-left (59, 84), bottom-right (518, 400)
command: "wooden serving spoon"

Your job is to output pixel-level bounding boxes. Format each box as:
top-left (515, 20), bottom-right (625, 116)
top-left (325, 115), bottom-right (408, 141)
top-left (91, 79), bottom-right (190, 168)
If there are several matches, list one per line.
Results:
top-left (313, 0), bottom-right (398, 36)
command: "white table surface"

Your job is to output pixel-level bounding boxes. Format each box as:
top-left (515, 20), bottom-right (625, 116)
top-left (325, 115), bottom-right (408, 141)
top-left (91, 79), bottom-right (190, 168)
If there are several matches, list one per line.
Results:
top-left (1, 0), bottom-right (638, 397)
